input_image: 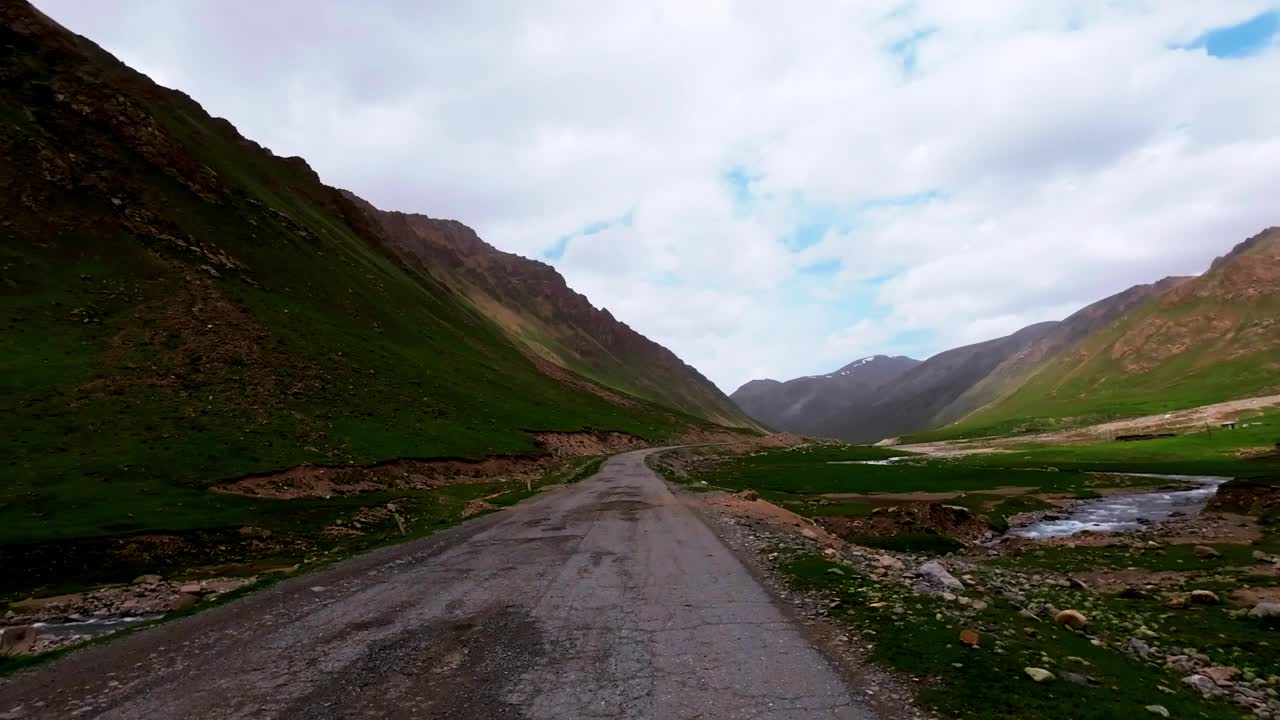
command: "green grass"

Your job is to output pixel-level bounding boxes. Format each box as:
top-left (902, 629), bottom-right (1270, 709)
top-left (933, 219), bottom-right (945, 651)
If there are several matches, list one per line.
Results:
top-left (2, 34), bottom-right (730, 570)
top-left (929, 415), bottom-right (1280, 478)
top-left (1004, 539), bottom-right (1280, 573)
top-left (704, 447), bottom-right (1158, 497)
top-left (779, 553), bottom-right (1254, 720)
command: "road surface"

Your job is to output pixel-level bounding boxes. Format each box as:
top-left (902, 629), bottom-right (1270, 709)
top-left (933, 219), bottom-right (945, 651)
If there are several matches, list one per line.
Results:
top-left (0, 449), bottom-right (874, 720)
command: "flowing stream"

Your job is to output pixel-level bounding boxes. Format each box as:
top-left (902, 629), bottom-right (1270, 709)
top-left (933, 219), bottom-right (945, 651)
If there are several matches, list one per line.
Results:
top-left (1009, 474), bottom-right (1229, 538)
top-left (31, 614), bottom-right (162, 640)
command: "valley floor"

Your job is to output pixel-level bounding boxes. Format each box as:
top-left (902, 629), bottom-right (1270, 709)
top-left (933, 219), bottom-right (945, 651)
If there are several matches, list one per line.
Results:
top-left (0, 450), bottom-right (888, 720)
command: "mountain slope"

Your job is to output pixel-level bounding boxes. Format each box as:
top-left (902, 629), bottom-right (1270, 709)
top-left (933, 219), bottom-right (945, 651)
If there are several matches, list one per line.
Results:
top-left (729, 355), bottom-right (920, 434)
top-left (346, 198), bottom-right (754, 428)
top-left (931, 276), bottom-right (1190, 427)
top-left (826, 322), bottom-right (1060, 442)
top-left (945, 228), bottom-right (1280, 437)
top-left (0, 1), bottom-right (734, 547)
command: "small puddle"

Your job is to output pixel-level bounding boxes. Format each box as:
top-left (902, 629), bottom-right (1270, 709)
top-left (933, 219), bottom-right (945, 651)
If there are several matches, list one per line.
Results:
top-left (31, 614), bottom-right (163, 640)
top-left (1009, 474), bottom-right (1229, 539)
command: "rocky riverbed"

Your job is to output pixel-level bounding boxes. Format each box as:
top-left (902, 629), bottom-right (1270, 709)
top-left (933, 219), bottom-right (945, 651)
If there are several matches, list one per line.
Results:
top-left (2, 575), bottom-right (258, 657)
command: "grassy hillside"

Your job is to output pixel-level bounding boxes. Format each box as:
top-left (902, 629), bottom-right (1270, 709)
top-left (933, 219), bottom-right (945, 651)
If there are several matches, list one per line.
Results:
top-left (929, 229), bottom-right (1280, 439)
top-left (348, 200), bottom-right (757, 428)
top-left (0, 3), bottom-right (718, 560)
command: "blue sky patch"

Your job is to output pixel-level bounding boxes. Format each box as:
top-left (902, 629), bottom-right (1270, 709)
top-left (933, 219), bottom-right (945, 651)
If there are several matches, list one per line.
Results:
top-left (1184, 10), bottom-right (1279, 59)
top-left (888, 28), bottom-right (936, 73)
top-left (799, 258), bottom-right (841, 276)
top-left (543, 211), bottom-right (633, 261)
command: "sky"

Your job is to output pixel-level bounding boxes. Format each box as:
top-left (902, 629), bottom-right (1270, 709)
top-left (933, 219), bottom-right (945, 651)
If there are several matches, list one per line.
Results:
top-left (35, 1), bottom-right (1280, 394)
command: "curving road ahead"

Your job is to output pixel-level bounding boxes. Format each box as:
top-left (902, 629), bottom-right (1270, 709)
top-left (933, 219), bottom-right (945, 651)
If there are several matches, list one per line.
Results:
top-left (0, 449), bottom-right (874, 720)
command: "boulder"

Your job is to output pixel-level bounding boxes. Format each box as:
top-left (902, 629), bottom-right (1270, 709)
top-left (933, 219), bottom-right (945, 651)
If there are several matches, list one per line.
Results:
top-left (1145, 705), bottom-right (1170, 718)
top-left (1024, 667), bottom-right (1056, 683)
top-left (0, 625), bottom-right (36, 656)
top-left (959, 629), bottom-right (980, 647)
top-left (873, 554), bottom-right (904, 571)
top-left (178, 583), bottom-right (203, 595)
top-left (799, 528), bottom-right (819, 541)
top-left (1189, 590), bottom-right (1221, 605)
top-left (132, 574), bottom-right (163, 585)
top-left (915, 561), bottom-right (964, 592)
top-left (1201, 666), bottom-right (1240, 687)
top-left (1193, 545), bottom-right (1221, 559)
top-left (1054, 609), bottom-right (1089, 630)
top-left (1165, 595), bottom-right (1188, 609)
top-left (173, 593), bottom-right (201, 611)
top-left (1183, 674), bottom-right (1224, 697)
top-left (1126, 638), bottom-right (1152, 658)
top-left (1249, 602), bottom-right (1280, 619)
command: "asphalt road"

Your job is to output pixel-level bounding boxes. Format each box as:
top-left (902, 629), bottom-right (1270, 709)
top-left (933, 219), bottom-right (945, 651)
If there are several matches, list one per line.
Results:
top-left (0, 449), bottom-right (874, 720)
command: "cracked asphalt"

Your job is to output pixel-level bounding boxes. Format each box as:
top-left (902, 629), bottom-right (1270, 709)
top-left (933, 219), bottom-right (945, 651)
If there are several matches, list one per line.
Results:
top-left (0, 449), bottom-right (876, 720)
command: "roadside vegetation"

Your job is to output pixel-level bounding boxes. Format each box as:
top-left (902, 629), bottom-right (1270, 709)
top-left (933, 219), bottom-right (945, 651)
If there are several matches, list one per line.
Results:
top-left (0, 454), bottom-right (609, 604)
top-left (670, 439), bottom-right (1280, 720)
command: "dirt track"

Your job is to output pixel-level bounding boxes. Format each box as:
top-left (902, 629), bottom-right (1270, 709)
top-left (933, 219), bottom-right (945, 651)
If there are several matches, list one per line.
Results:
top-left (0, 449), bottom-right (874, 720)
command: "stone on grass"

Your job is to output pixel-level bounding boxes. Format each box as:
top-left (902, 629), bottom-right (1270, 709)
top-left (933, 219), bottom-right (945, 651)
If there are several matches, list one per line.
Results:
top-left (1127, 638), bottom-right (1152, 658)
top-left (1189, 590), bottom-right (1220, 605)
top-left (1193, 545), bottom-right (1221, 559)
top-left (959, 630), bottom-right (980, 648)
top-left (1183, 674), bottom-right (1225, 697)
top-left (915, 561), bottom-right (964, 592)
top-left (132, 574), bottom-right (163, 585)
top-left (1201, 666), bottom-right (1240, 687)
top-left (1055, 609), bottom-right (1088, 630)
top-left (1249, 603), bottom-right (1280, 619)
top-left (1145, 705), bottom-right (1170, 718)
top-left (1024, 667), bottom-right (1056, 683)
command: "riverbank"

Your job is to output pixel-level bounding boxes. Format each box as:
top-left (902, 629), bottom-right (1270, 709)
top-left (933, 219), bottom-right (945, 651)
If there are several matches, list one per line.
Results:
top-left (654, 442), bottom-right (1280, 720)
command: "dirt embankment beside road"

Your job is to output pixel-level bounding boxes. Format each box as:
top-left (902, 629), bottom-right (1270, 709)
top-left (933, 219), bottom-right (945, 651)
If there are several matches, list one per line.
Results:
top-left (216, 431), bottom-right (651, 499)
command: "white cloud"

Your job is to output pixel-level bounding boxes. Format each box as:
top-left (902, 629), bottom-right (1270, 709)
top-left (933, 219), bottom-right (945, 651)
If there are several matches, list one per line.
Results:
top-left (34, 0), bottom-right (1280, 393)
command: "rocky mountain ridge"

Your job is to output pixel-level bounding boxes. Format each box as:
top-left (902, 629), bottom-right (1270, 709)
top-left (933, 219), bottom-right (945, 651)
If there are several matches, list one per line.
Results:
top-left (733, 234), bottom-right (1277, 442)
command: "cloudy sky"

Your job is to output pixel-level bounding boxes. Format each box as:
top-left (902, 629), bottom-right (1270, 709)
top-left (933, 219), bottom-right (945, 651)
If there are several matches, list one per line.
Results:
top-left (37, 1), bottom-right (1280, 393)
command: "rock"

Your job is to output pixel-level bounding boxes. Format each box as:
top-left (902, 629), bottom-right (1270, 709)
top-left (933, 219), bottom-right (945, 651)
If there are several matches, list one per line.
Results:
top-left (959, 629), bottom-right (980, 647)
top-left (1250, 603), bottom-right (1280, 619)
top-left (1202, 666), bottom-right (1240, 687)
top-left (873, 554), bottom-right (904, 571)
top-left (1190, 590), bottom-right (1221, 605)
top-left (823, 547), bottom-right (838, 557)
top-left (173, 593), bottom-right (201, 610)
top-left (915, 561), bottom-right (964, 592)
top-left (1024, 667), bottom-right (1056, 683)
top-left (1062, 672), bottom-right (1102, 686)
top-left (1127, 638), bottom-right (1152, 658)
top-left (1193, 545), bottom-right (1221, 559)
top-left (132, 574), bottom-right (163, 585)
top-left (799, 528), bottom-right (819, 541)
top-left (972, 600), bottom-right (989, 611)
top-left (1183, 674), bottom-right (1225, 697)
top-left (0, 626), bottom-right (36, 656)
top-left (178, 583), bottom-right (203, 595)
top-left (1166, 595), bottom-right (1189, 609)
top-left (1145, 705), bottom-right (1170, 718)
top-left (738, 489), bottom-right (759, 501)
top-left (1068, 577), bottom-right (1090, 591)
top-left (1055, 609), bottom-right (1088, 630)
